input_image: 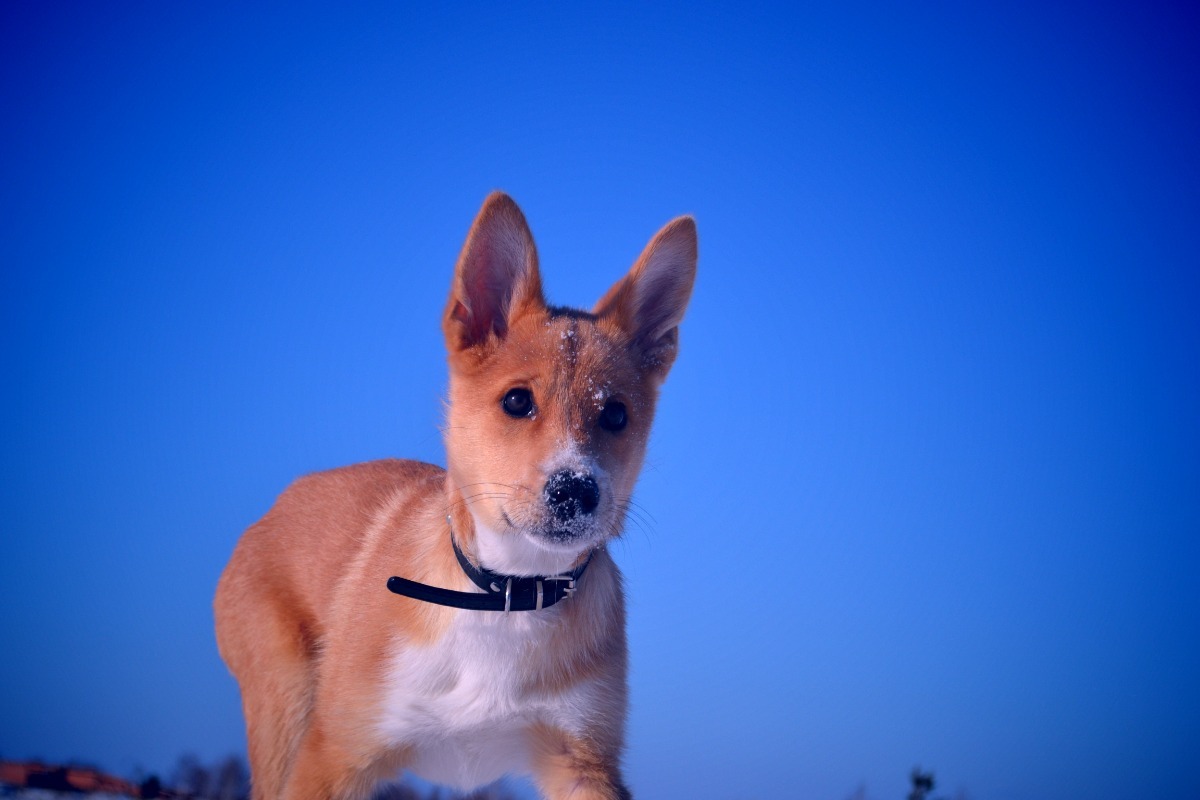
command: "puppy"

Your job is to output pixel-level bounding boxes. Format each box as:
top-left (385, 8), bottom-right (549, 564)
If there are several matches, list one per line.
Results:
top-left (214, 192), bottom-right (697, 800)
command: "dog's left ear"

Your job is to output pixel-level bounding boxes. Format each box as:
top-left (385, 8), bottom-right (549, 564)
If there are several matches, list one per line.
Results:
top-left (444, 192), bottom-right (544, 353)
top-left (594, 216), bottom-right (697, 378)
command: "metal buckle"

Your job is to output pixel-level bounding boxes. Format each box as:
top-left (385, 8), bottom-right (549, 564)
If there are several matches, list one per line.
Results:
top-left (547, 575), bottom-right (577, 599)
top-left (504, 578), bottom-right (512, 613)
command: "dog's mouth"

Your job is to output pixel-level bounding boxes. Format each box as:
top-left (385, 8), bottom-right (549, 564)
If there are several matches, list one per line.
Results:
top-left (501, 510), bottom-right (602, 550)
top-left (471, 502), bottom-right (607, 576)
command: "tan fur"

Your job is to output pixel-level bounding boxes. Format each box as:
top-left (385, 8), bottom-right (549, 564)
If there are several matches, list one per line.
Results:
top-left (214, 193), bottom-right (696, 799)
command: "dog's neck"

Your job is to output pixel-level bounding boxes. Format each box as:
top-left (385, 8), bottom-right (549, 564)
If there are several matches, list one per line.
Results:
top-left (384, 507), bottom-right (591, 614)
top-left (379, 488), bottom-right (595, 613)
top-left (446, 488), bottom-right (482, 561)
top-left (444, 480), bottom-right (592, 577)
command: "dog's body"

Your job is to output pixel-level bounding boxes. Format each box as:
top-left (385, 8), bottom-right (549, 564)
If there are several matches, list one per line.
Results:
top-left (214, 194), bottom-right (696, 800)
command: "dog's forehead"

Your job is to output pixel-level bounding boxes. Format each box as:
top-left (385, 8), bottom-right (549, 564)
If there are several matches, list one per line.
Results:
top-left (545, 312), bottom-right (623, 390)
top-left (501, 308), bottom-right (633, 401)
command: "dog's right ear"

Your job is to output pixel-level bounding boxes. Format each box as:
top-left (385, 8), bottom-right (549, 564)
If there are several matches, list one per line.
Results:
top-left (444, 192), bottom-right (544, 353)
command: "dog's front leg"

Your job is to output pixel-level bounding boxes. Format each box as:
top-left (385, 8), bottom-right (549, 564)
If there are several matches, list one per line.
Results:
top-left (280, 719), bottom-right (407, 800)
top-left (530, 724), bottom-right (632, 800)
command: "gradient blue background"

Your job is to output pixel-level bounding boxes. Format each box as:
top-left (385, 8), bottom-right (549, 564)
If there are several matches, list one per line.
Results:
top-left (2, 3), bottom-right (1197, 799)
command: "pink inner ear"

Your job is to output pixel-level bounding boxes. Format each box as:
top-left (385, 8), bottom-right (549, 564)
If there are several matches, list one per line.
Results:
top-left (451, 299), bottom-right (481, 341)
top-left (449, 194), bottom-right (543, 348)
top-left (460, 246), bottom-right (513, 343)
top-left (594, 216), bottom-right (696, 350)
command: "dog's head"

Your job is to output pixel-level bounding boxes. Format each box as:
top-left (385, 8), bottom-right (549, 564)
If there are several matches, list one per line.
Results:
top-left (441, 193), bottom-right (697, 576)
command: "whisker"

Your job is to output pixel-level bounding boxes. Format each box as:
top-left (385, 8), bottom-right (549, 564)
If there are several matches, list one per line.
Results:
top-left (616, 512), bottom-right (651, 537)
top-left (614, 502), bottom-right (656, 535)
top-left (610, 502), bottom-right (655, 547)
top-left (450, 492), bottom-right (511, 505)
top-left (616, 495), bottom-right (658, 524)
top-left (445, 492), bottom-right (514, 513)
top-left (450, 481), bottom-right (536, 495)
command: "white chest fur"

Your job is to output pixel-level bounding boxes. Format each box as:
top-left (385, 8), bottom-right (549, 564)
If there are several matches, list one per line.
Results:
top-left (376, 607), bottom-right (596, 790)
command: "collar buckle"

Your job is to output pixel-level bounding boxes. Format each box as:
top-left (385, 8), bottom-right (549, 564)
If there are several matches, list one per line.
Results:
top-left (547, 574), bottom-right (577, 598)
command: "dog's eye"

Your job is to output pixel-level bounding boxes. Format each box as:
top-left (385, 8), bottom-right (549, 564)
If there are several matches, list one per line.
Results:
top-left (501, 388), bottom-right (534, 418)
top-left (598, 400), bottom-right (627, 432)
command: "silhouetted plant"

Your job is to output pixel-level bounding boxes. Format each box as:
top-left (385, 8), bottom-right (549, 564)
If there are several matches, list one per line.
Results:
top-left (370, 779), bottom-right (520, 800)
top-left (370, 784), bottom-right (426, 800)
top-left (140, 774), bottom-right (163, 798)
top-left (171, 753), bottom-right (212, 798)
top-left (211, 754), bottom-right (250, 800)
top-left (908, 767), bottom-right (936, 800)
top-left (167, 753), bottom-right (249, 800)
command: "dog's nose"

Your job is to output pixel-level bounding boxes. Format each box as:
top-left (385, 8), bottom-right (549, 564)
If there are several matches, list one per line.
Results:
top-left (544, 471), bottom-right (600, 521)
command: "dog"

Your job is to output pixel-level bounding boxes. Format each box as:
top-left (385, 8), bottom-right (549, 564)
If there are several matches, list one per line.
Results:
top-left (214, 192), bottom-right (697, 800)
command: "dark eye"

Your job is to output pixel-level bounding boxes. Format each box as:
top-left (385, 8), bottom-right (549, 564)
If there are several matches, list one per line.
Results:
top-left (501, 388), bottom-right (534, 418)
top-left (598, 399), bottom-right (627, 432)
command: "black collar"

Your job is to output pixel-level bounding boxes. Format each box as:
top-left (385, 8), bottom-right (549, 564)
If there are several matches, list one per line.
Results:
top-left (386, 525), bottom-right (591, 612)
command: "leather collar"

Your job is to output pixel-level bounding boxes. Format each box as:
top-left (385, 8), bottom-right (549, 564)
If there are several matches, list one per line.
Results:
top-left (386, 523), bottom-right (591, 612)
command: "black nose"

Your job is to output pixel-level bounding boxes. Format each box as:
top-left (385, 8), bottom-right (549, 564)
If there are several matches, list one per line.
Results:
top-left (544, 471), bottom-right (600, 521)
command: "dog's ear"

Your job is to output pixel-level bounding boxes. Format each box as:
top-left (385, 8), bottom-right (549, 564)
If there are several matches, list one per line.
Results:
top-left (444, 192), bottom-right (544, 352)
top-left (594, 216), bottom-right (697, 378)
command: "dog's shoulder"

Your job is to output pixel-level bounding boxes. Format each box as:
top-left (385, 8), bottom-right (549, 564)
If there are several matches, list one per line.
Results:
top-left (267, 458), bottom-right (443, 530)
top-left (285, 458), bottom-right (444, 500)
top-left (224, 459), bottom-right (445, 615)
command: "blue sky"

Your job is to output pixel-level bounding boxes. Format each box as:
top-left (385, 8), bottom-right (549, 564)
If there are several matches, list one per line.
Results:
top-left (2, 2), bottom-right (1197, 799)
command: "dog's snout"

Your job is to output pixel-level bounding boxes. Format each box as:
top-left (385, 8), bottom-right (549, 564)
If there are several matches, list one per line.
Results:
top-left (545, 471), bottom-right (600, 520)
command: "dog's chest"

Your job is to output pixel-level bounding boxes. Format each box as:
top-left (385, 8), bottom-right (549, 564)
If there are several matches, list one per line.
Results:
top-left (376, 610), bottom-right (581, 789)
